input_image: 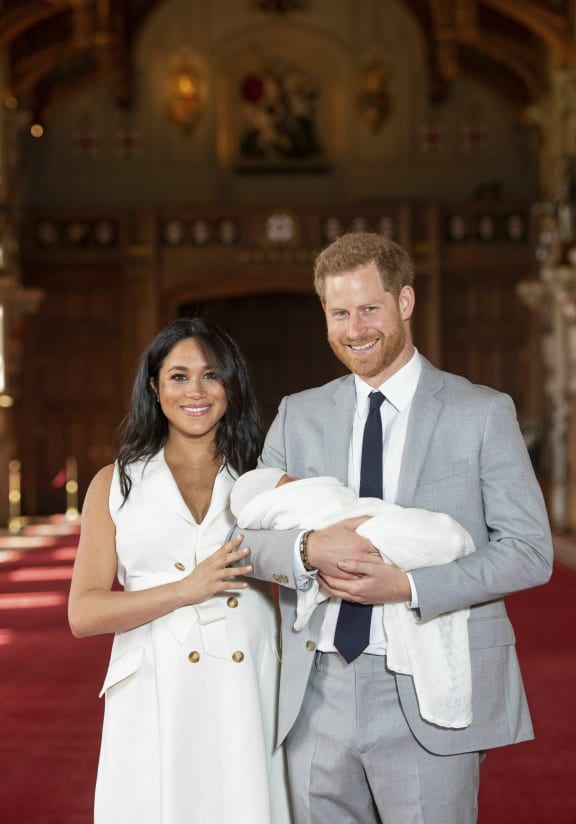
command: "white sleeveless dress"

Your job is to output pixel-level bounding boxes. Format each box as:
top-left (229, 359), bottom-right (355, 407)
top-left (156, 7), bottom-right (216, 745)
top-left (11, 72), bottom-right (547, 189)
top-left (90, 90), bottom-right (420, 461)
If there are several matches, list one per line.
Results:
top-left (94, 451), bottom-right (292, 823)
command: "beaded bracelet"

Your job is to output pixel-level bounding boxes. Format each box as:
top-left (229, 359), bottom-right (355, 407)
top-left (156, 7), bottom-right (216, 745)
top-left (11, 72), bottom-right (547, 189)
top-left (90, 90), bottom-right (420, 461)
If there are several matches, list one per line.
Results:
top-left (299, 529), bottom-right (316, 572)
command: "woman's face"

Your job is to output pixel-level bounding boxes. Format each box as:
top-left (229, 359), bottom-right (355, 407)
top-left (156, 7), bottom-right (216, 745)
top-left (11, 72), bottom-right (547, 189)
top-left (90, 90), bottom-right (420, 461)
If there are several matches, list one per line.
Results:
top-left (153, 338), bottom-right (228, 442)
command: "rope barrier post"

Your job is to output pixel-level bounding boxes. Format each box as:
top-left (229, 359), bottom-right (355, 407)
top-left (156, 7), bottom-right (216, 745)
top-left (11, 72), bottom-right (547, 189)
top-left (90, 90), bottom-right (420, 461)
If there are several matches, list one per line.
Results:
top-left (8, 458), bottom-right (22, 533)
top-left (65, 456), bottom-right (78, 519)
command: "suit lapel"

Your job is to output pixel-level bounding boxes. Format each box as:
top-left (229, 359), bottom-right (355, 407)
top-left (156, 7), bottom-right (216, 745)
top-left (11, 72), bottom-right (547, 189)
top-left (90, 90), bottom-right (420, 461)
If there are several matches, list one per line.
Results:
top-left (396, 358), bottom-right (444, 506)
top-left (324, 376), bottom-right (355, 483)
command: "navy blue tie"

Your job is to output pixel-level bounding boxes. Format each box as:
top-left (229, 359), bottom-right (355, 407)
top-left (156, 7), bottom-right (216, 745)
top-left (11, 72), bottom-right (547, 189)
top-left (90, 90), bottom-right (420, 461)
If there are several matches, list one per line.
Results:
top-left (334, 390), bottom-right (385, 663)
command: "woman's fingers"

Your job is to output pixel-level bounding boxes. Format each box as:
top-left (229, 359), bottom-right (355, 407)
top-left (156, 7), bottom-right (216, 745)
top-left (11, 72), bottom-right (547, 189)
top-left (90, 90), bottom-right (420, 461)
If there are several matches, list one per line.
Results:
top-left (185, 536), bottom-right (254, 599)
top-left (220, 576), bottom-right (250, 591)
top-left (209, 539), bottom-right (253, 578)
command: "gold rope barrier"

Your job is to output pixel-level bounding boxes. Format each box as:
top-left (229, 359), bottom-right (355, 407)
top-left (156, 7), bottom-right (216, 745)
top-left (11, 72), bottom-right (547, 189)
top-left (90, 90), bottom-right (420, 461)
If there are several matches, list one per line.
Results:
top-left (6, 457), bottom-right (79, 530)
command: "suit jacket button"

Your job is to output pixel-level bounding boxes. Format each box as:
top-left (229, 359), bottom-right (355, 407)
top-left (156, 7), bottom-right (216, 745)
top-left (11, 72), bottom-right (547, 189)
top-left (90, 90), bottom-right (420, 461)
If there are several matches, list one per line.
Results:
top-left (306, 640), bottom-right (316, 652)
top-left (232, 651), bottom-right (245, 663)
top-left (227, 596), bottom-right (238, 608)
top-left (174, 562), bottom-right (186, 571)
top-left (188, 651), bottom-right (200, 663)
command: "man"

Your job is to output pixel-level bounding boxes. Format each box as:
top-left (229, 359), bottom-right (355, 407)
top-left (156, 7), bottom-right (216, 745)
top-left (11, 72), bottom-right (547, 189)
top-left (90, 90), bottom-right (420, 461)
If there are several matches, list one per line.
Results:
top-left (241, 232), bottom-right (553, 823)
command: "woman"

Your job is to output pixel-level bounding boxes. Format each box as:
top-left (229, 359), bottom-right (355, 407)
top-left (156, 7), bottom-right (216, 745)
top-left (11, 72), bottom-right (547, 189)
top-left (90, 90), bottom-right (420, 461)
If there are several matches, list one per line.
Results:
top-left (68, 317), bottom-right (291, 824)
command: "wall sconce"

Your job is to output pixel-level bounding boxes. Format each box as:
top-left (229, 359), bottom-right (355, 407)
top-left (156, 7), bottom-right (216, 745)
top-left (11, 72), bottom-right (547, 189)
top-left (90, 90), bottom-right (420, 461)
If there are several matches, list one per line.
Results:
top-left (357, 61), bottom-right (392, 133)
top-left (167, 66), bottom-right (203, 134)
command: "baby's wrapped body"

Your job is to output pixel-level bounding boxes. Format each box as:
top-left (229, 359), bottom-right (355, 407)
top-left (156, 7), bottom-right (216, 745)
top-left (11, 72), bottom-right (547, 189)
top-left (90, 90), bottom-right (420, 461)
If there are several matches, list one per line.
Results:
top-left (231, 469), bottom-right (476, 729)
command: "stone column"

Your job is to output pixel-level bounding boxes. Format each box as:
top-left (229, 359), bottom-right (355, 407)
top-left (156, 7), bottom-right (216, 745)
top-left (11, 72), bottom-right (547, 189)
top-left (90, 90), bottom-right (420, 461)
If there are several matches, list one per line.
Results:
top-left (517, 58), bottom-right (576, 531)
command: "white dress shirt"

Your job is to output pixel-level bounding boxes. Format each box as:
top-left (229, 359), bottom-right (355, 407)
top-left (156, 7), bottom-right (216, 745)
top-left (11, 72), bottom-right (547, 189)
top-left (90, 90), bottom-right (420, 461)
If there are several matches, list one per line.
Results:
top-left (295, 349), bottom-right (422, 654)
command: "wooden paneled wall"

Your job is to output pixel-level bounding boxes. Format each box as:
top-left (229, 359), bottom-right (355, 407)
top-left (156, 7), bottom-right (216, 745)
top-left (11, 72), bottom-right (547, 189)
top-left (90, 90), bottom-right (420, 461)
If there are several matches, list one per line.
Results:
top-left (17, 202), bottom-right (539, 515)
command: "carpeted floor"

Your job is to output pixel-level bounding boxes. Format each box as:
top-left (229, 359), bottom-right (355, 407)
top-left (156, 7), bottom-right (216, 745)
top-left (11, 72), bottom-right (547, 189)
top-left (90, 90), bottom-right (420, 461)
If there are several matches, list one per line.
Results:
top-left (0, 529), bottom-right (574, 823)
top-left (0, 533), bottom-right (110, 824)
top-left (477, 559), bottom-right (576, 823)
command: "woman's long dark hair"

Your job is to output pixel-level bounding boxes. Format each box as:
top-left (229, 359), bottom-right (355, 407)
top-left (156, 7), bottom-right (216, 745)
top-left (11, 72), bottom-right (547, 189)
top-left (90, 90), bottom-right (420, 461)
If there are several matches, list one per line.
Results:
top-left (116, 317), bottom-right (262, 501)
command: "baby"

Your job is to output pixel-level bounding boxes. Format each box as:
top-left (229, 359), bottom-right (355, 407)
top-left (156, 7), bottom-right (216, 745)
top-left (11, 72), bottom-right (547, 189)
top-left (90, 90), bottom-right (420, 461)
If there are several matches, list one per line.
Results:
top-left (231, 468), bottom-right (476, 729)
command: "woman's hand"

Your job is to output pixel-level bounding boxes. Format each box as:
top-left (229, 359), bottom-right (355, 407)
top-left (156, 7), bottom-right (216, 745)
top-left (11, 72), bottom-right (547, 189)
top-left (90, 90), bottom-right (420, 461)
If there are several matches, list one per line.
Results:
top-left (69, 467), bottom-right (256, 637)
top-left (176, 536), bottom-right (253, 606)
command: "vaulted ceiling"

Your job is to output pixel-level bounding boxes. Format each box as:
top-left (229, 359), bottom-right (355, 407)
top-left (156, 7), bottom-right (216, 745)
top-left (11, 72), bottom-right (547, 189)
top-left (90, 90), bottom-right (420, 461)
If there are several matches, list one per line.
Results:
top-left (0, 0), bottom-right (574, 120)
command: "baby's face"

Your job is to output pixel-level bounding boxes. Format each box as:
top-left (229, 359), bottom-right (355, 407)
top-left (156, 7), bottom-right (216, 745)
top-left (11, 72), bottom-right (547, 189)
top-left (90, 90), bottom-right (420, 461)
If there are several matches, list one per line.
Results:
top-left (275, 473), bottom-right (299, 487)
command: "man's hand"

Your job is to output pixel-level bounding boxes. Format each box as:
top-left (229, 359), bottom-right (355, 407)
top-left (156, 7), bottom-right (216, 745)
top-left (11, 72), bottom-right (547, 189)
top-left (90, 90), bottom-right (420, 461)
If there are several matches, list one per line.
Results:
top-left (306, 517), bottom-right (372, 577)
top-left (306, 517), bottom-right (413, 605)
top-left (319, 558), bottom-right (412, 605)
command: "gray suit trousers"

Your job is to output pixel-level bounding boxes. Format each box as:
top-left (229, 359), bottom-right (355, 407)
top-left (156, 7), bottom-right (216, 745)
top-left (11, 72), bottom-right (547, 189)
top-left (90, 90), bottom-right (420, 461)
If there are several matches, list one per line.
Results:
top-left (286, 652), bottom-right (480, 824)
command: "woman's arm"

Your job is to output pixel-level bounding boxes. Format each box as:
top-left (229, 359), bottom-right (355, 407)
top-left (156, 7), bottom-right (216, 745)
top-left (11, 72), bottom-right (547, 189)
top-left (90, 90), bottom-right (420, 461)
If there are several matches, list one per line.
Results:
top-left (68, 465), bottom-right (252, 638)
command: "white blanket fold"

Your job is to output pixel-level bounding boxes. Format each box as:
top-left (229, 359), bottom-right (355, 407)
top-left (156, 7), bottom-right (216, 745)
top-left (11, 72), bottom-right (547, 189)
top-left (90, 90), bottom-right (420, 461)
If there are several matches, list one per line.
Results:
top-left (232, 473), bottom-right (475, 729)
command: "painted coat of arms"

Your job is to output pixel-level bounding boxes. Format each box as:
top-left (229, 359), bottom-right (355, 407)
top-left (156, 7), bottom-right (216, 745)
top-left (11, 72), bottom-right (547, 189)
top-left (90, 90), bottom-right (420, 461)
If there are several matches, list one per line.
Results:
top-left (238, 58), bottom-right (326, 171)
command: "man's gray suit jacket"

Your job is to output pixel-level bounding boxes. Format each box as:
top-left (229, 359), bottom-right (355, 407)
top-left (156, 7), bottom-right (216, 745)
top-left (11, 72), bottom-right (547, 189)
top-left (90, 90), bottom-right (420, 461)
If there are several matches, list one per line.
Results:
top-left (243, 356), bottom-right (553, 755)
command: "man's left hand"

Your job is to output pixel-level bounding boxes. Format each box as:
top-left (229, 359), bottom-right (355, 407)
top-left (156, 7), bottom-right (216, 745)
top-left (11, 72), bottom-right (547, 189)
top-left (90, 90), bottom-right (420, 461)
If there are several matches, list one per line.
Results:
top-left (318, 557), bottom-right (411, 604)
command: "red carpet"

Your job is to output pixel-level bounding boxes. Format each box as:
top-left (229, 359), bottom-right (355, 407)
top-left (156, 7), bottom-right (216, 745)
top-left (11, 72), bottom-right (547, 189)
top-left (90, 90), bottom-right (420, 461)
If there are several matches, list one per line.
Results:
top-left (0, 534), bottom-right (111, 824)
top-left (477, 561), bottom-right (576, 823)
top-left (0, 532), bottom-right (574, 822)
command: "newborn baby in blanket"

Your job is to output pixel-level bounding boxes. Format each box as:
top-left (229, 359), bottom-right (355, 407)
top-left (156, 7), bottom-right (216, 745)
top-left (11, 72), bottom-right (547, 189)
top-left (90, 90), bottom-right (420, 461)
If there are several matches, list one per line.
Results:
top-left (231, 468), bottom-right (476, 729)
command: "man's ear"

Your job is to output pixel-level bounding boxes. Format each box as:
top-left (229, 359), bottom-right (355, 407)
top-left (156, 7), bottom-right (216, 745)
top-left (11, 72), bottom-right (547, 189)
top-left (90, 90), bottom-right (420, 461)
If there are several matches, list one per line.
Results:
top-left (399, 285), bottom-right (415, 321)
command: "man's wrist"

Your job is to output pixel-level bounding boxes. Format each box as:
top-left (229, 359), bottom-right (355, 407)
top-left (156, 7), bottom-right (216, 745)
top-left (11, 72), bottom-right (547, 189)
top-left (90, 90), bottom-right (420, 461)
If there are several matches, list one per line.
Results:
top-left (299, 529), bottom-right (317, 572)
top-left (406, 571), bottom-right (419, 608)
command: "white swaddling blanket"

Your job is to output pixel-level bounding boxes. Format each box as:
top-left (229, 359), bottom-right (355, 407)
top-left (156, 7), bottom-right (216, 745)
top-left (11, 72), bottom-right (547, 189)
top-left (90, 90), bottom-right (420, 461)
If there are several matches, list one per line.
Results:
top-left (231, 471), bottom-right (476, 729)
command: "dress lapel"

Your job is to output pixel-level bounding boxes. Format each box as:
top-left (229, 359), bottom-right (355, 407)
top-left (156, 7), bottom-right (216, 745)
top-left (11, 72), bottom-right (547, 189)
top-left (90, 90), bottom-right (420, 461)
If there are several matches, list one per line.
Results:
top-left (201, 465), bottom-right (236, 526)
top-left (153, 450), bottom-right (236, 526)
top-left (150, 451), bottom-right (197, 524)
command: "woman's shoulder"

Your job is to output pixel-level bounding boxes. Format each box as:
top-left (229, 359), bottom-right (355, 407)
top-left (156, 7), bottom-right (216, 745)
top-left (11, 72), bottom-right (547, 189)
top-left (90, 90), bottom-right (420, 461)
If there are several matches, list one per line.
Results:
top-left (82, 464), bottom-right (115, 514)
top-left (89, 463), bottom-right (115, 490)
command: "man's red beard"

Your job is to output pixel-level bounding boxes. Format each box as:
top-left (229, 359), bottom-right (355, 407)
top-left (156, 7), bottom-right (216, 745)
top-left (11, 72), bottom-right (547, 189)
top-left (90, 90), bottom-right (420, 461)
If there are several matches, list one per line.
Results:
top-left (328, 322), bottom-right (406, 379)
